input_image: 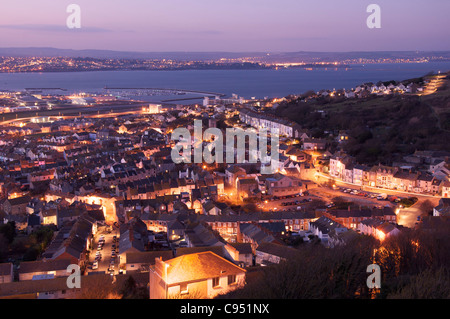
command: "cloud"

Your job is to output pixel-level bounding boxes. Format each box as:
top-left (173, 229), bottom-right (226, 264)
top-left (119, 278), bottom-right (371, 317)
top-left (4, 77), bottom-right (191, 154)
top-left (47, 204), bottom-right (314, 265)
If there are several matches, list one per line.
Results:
top-left (0, 24), bottom-right (113, 33)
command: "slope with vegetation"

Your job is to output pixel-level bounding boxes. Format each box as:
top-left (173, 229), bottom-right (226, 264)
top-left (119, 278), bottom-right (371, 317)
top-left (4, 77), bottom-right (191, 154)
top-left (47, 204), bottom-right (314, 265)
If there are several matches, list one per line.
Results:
top-left (274, 72), bottom-right (450, 165)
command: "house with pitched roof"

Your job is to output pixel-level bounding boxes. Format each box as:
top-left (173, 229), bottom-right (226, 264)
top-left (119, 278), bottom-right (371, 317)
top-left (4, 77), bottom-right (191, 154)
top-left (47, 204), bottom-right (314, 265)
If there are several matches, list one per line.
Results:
top-left (433, 198), bottom-right (450, 217)
top-left (0, 263), bottom-right (13, 284)
top-left (265, 173), bottom-right (303, 197)
top-left (18, 259), bottom-right (72, 281)
top-left (237, 223), bottom-right (281, 254)
top-left (224, 243), bottom-right (253, 267)
top-left (126, 251), bottom-right (174, 273)
top-left (309, 216), bottom-right (348, 246)
top-left (358, 218), bottom-right (401, 241)
top-left (3, 195), bottom-right (31, 215)
top-left (184, 223), bottom-right (226, 248)
top-left (149, 251), bottom-right (246, 299)
top-left (255, 242), bottom-right (300, 266)
top-left (118, 218), bottom-right (149, 264)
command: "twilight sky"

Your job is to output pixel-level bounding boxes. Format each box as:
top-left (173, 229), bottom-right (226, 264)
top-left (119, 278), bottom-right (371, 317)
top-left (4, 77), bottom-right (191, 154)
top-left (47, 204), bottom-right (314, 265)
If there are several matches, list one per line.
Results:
top-left (0, 0), bottom-right (449, 52)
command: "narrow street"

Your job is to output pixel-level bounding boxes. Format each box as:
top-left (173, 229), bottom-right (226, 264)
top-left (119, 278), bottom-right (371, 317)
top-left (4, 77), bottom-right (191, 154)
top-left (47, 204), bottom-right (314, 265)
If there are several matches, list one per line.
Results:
top-left (86, 227), bottom-right (120, 275)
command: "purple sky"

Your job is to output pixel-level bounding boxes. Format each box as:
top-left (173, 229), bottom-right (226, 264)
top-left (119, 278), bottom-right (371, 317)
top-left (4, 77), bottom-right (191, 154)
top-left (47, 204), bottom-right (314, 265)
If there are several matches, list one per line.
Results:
top-left (0, 0), bottom-right (449, 52)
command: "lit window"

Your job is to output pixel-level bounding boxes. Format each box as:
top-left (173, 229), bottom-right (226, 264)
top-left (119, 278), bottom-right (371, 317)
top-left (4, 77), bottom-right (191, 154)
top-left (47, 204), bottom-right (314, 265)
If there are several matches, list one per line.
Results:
top-left (212, 277), bottom-right (220, 287)
top-left (228, 275), bottom-right (237, 285)
top-left (180, 283), bottom-right (188, 294)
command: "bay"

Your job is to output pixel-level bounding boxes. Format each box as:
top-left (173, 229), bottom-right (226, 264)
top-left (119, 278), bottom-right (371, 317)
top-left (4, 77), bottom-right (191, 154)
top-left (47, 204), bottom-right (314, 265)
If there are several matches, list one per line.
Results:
top-left (0, 62), bottom-right (449, 102)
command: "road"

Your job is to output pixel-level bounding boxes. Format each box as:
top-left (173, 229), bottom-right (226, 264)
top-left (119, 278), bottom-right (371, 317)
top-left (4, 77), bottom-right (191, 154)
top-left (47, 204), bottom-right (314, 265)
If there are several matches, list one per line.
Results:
top-left (313, 173), bottom-right (441, 227)
top-left (0, 102), bottom-right (148, 126)
top-left (87, 227), bottom-right (120, 275)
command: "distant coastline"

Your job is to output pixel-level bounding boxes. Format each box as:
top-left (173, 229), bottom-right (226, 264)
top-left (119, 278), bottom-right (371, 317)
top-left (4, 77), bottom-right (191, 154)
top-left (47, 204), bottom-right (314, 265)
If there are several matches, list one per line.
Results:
top-left (1, 48), bottom-right (449, 73)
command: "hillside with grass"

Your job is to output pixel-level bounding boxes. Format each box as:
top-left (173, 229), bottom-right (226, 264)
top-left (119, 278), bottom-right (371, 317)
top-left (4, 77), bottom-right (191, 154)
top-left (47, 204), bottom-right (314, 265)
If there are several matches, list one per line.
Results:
top-left (274, 72), bottom-right (450, 165)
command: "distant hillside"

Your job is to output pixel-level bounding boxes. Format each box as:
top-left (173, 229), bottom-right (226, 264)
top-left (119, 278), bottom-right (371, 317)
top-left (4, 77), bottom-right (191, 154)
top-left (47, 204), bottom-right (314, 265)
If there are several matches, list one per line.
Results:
top-left (274, 72), bottom-right (450, 165)
top-left (0, 47), bottom-right (266, 60)
top-left (0, 47), bottom-right (449, 62)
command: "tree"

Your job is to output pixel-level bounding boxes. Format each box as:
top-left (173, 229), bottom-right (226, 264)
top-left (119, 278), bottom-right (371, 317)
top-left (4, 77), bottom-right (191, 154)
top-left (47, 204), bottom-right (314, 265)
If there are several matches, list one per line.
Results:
top-left (23, 246), bottom-right (40, 261)
top-left (70, 275), bottom-right (122, 299)
top-left (418, 200), bottom-right (434, 216)
top-left (0, 221), bottom-right (16, 244)
top-left (220, 235), bottom-right (377, 299)
top-left (388, 268), bottom-right (450, 299)
top-left (0, 233), bottom-right (9, 263)
top-left (30, 226), bottom-right (54, 251)
top-left (120, 276), bottom-right (137, 299)
top-left (11, 236), bottom-right (34, 254)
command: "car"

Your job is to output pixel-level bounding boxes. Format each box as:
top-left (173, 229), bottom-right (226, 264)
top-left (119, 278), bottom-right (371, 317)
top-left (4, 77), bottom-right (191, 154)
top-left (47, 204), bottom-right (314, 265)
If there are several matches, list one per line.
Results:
top-left (92, 261), bottom-right (98, 270)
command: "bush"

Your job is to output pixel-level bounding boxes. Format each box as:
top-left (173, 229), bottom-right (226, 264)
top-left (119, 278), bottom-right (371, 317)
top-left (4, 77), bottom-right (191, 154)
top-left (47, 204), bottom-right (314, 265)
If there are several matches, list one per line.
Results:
top-left (23, 246), bottom-right (40, 261)
top-left (399, 197), bottom-right (418, 207)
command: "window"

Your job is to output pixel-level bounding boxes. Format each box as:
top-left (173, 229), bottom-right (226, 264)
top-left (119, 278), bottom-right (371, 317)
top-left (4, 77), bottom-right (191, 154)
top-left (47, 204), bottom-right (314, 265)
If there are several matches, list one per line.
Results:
top-left (180, 283), bottom-right (188, 294)
top-left (228, 275), bottom-right (237, 285)
top-left (212, 277), bottom-right (220, 288)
